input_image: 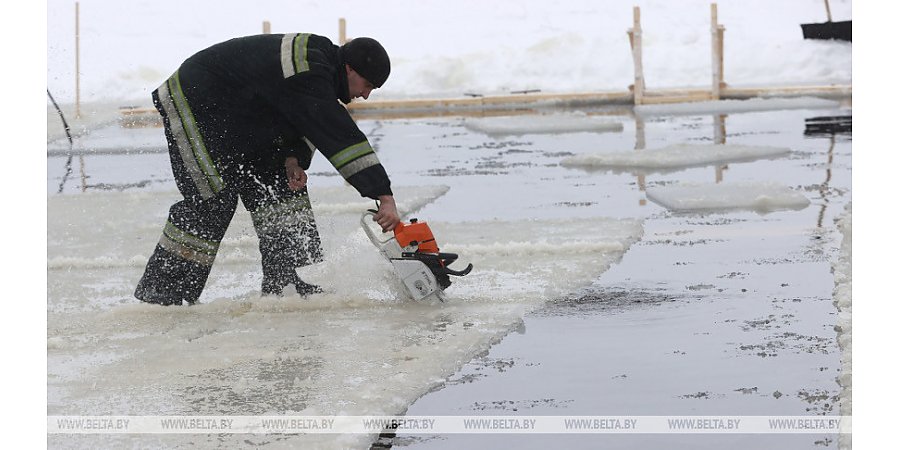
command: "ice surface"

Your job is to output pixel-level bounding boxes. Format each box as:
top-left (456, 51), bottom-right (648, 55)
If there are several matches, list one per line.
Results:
top-left (833, 204), bottom-right (852, 446)
top-left (561, 143), bottom-right (791, 173)
top-left (646, 181), bottom-right (810, 213)
top-left (45, 106), bottom-right (855, 448)
top-left (47, 182), bottom-right (642, 448)
top-left (463, 114), bottom-right (623, 137)
top-left (47, 124), bottom-right (168, 156)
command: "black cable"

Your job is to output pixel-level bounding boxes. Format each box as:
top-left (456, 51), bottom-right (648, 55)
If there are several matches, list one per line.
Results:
top-left (47, 89), bottom-right (74, 193)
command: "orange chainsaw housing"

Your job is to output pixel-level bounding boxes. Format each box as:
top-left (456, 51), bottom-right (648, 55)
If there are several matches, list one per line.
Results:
top-left (393, 219), bottom-right (440, 253)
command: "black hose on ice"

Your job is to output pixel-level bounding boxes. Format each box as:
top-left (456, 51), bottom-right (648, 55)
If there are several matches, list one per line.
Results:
top-left (47, 89), bottom-right (74, 193)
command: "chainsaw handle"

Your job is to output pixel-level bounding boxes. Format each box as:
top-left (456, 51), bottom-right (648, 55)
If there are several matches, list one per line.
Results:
top-left (361, 211), bottom-right (394, 245)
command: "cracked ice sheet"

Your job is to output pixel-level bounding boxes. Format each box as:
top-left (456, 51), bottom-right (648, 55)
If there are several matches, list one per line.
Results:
top-left (560, 143), bottom-right (791, 174)
top-left (646, 181), bottom-right (810, 213)
top-left (47, 186), bottom-right (642, 449)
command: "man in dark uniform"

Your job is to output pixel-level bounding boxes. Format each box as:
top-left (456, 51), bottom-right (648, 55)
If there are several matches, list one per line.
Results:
top-left (135, 34), bottom-right (400, 306)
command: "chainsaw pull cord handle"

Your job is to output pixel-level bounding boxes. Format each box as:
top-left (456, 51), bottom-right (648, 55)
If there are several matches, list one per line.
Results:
top-left (361, 211), bottom-right (394, 246)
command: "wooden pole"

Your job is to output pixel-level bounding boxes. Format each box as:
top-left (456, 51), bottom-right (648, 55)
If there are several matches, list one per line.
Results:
top-left (710, 3), bottom-right (721, 101)
top-left (339, 18), bottom-right (347, 44)
top-left (75, 1), bottom-right (81, 118)
top-left (824, 0), bottom-right (833, 22)
top-left (262, 20), bottom-right (271, 34)
top-left (630, 7), bottom-right (644, 105)
top-left (717, 25), bottom-right (725, 89)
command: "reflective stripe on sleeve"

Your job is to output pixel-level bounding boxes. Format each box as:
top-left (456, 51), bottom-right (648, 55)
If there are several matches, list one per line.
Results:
top-left (329, 141), bottom-right (374, 169)
top-left (337, 152), bottom-right (381, 179)
top-left (328, 141), bottom-right (381, 180)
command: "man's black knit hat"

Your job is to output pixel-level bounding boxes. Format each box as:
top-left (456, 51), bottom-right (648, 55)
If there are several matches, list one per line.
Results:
top-left (341, 37), bottom-right (391, 88)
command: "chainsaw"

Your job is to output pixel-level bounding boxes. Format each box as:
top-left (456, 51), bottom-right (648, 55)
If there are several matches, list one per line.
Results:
top-left (361, 210), bottom-right (473, 302)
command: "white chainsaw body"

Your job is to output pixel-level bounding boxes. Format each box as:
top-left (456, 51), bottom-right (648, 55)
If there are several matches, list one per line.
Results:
top-left (361, 213), bottom-right (447, 302)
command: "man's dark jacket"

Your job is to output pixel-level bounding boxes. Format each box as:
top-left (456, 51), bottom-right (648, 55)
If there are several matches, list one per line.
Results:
top-left (157, 33), bottom-right (391, 199)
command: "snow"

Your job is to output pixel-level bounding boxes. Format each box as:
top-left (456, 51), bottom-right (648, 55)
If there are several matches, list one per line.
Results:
top-left (645, 181), bottom-right (810, 213)
top-left (561, 143), bottom-right (791, 173)
top-left (45, 0), bottom-right (851, 105)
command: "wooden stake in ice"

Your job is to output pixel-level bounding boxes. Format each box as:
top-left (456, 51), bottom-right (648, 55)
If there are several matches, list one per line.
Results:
top-left (627, 7), bottom-right (645, 105)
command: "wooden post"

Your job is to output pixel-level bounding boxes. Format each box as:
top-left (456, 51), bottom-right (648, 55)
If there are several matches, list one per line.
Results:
top-left (824, 0), bottom-right (833, 22)
top-left (262, 20), bottom-right (271, 34)
top-left (75, 1), bottom-right (81, 118)
top-left (710, 3), bottom-right (721, 101)
top-left (339, 18), bottom-right (347, 44)
top-left (629, 7), bottom-right (645, 105)
top-left (717, 25), bottom-right (725, 90)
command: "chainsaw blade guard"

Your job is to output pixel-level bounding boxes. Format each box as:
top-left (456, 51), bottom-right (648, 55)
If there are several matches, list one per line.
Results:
top-left (389, 259), bottom-right (447, 302)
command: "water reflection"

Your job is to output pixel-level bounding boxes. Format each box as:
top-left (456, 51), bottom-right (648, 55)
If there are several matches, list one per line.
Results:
top-left (633, 112), bottom-right (731, 206)
top-left (803, 115), bottom-right (851, 228)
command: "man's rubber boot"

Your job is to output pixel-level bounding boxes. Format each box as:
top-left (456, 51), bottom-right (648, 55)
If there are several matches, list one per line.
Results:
top-left (294, 279), bottom-right (324, 297)
top-left (134, 284), bottom-right (184, 306)
top-left (262, 270), bottom-right (322, 297)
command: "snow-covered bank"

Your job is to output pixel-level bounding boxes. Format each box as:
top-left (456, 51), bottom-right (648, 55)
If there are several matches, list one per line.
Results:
top-left (46, 0), bottom-right (851, 105)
